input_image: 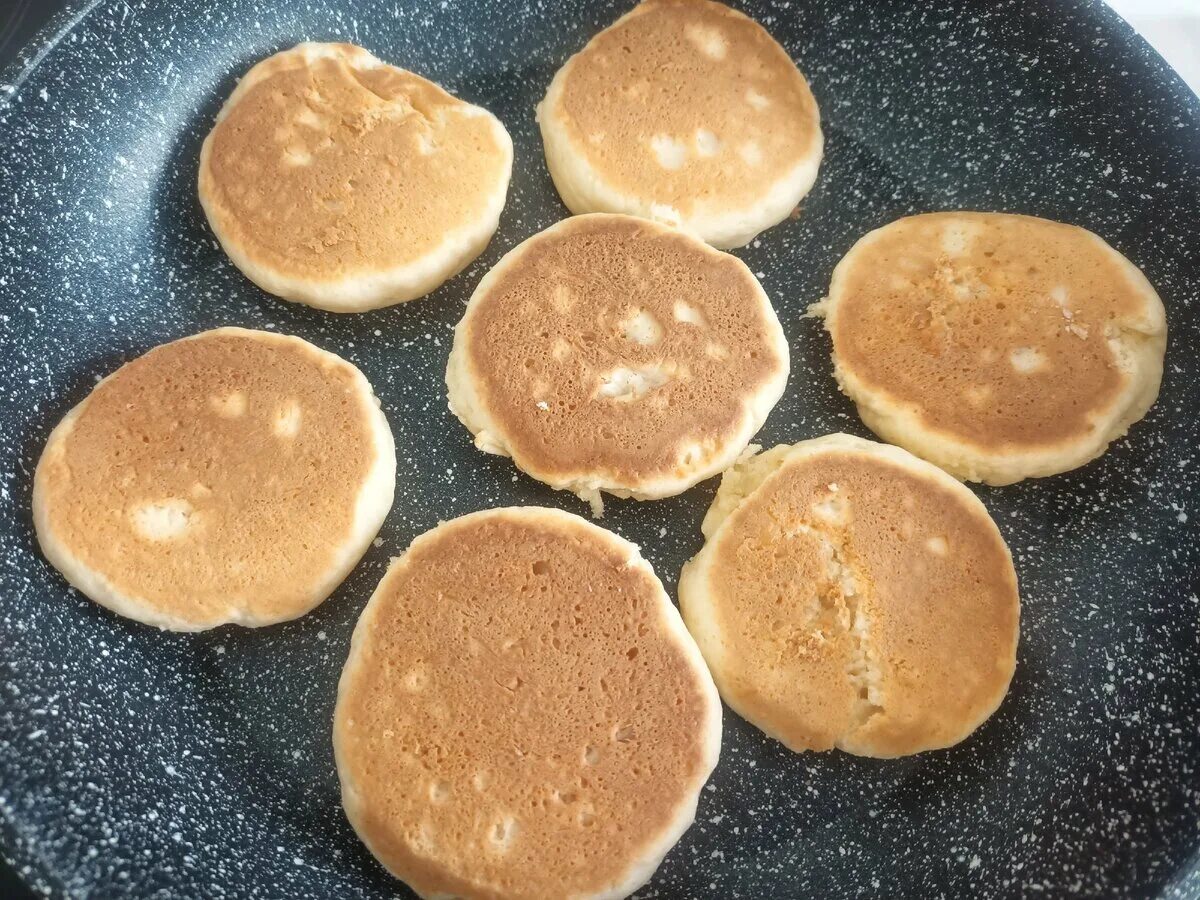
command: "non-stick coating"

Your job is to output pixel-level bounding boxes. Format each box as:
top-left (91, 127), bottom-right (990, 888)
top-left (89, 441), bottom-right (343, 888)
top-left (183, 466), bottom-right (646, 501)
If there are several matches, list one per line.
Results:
top-left (1, 0), bottom-right (1198, 896)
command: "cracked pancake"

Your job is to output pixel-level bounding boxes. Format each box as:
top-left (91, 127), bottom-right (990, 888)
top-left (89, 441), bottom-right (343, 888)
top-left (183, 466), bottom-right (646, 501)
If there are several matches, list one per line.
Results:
top-left (537, 0), bottom-right (823, 249)
top-left (198, 42), bottom-right (513, 311)
top-left (678, 433), bottom-right (1019, 757)
top-left (810, 212), bottom-right (1167, 484)
top-left (32, 327), bottom-right (396, 631)
top-left (446, 213), bottom-right (788, 516)
top-left (333, 507), bottom-right (720, 899)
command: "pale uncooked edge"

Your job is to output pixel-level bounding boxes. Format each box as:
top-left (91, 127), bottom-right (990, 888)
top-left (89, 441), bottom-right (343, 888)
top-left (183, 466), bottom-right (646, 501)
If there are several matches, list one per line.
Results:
top-left (445, 214), bottom-right (790, 514)
top-left (678, 433), bottom-right (1021, 757)
top-left (333, 506), bottom-right (721, 900)
top-left (197, 43), bottom-right (514, 313)
top-left (31, 326), bottom-right (397, 632)
top-left (535, 7), bottom-right (823, 250)
top-left (817, 216), bottom-right (1168, 485)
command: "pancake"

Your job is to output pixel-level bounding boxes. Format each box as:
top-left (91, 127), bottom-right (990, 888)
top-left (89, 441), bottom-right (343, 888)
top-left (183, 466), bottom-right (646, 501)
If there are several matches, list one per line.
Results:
top-left (812, 212), bottom-right (1167, 485)
top-left (333, 507), bottom-right (720, 900)
top-left (678, 434), bottom-right (1019, 758)
top-left (198, 42), bottom-right (513, 312)
top-left (446, 213), bottom-right (789, 516)
top-left (32, 327), bottom-right (396, 631)
top-left (537, 0), bottom-right (823, 249)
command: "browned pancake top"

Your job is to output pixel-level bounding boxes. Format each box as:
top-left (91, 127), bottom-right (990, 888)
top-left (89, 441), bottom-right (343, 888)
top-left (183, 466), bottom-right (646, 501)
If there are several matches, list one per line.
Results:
top-left (201, 44), bottom-right (508, 280)
top-left (35, 329), bottom-right (379, 626)
top-left (551, 0), bottom-right (820, 215)
top-left (462, 215), bottom-right (786, 487)
top-left (828, 212), bottom-right (1158, 449)
top-left (706, 448), bottom-right (1018, 755)
top-left (335, 509), bottom-right (715, 899)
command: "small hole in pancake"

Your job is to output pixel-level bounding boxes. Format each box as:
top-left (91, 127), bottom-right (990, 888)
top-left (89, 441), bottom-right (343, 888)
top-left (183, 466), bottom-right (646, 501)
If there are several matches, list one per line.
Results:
top-left (579, 810), bottom-right (595, 827)
top-left (626, 647), bottom-right (639, 660)
top-left (532, 560), bottom-right (549, 576)
top-left (584, 745), bottom-right (600, 765)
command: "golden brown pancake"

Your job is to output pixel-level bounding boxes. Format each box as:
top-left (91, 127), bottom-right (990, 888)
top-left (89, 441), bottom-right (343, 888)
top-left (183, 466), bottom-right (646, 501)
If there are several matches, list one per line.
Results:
top-left (447, 214), bottom-right (789, 516)
top-left (334, 507), bottom-right (720, 900)
top-left (198, 43), bottom-right (513, 311)
top-left (812, 212), bottom-right (1167, 484)
top-left (32, 328), bottom-right (396, 631)
top-left (679, 434), bottom-right (1019, 758)
top-left (537, 0), bottom-right (823, 248)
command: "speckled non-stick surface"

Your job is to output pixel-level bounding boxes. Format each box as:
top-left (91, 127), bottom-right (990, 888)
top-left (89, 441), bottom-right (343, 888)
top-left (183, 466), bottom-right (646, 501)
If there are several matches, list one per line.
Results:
top-left (1, 0), bottom-right (1198, 897)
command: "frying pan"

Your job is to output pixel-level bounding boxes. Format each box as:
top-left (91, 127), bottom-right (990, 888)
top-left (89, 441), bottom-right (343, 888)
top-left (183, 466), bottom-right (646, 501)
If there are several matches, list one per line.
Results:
top-left (1, 0), bottom-right (1198, 896)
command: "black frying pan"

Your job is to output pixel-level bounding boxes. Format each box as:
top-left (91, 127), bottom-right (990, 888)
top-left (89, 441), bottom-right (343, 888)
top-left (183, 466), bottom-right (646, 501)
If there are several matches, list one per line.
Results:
top-left (1, 0), bottom-right (1198, 896)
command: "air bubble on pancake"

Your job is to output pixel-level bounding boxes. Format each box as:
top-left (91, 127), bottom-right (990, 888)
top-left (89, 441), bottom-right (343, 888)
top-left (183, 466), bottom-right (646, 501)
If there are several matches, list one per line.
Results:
top-left (941, 222), bottom-right (978, 256)
top-left (926, 536), bottom-right (949, 556)
top-left (613, 725), bottom-right (636, 742)
top-left (620, 309), bottom-right (663, 345)
top-left (551, 283), bottom-right (576, 313)
top-left (403, 666), bottom-right (427, 692)
top-left (705, 342), bottom-right (728, 360)
top-left (415, 131), bottom-right (438, 155)
top-left (1104, 324), bottom-right (1136, 373)
top-left (490, 816), bottom-right (518, 851)
top-left (283, 147), bottom-right (313, 166)
top-left (650, 134), bottom-right (687, 170)
top-left (1009, 347), bottom-right (1046, 374)
top-left (429, 780), bottom-right (451, 803)
top-left (552, 338), bottom-right (572, 362)
top-left (695, 128), bottom-right (721, 157)
top-left (472, 771), bottom-right (488, 791)
top-left (597, 366), bottom-right (669, 401)
top-left (812, 494), bottom-right (848, 524)
top-left (579, 809), bottom-right (596, 827)
top-left (739, 141), bottom-right (763, 166)
top-left (686, 23), bottom-right (728, 59)
top-left (674, 300), bottom-right (706, 326)
top-left (412, 823), bottom-right (435, 853)
top-left (210, 391), bottom-right (246, 417)
top-left (295, 107), bottom-right (323, 129)
top-left (274, 400), bottom-right (302, 438)
top-left (583, 745), bottom-right (600, 765)
top-left (1051, 285), bottom-right (1071, 314)
top-left (746, 88), bottom-right (770, 110)
top-left (190, 482), bottom-right (212, 499)
top-left (588, 131), bottom-right (606, 145)
top-left (649, 202), bottom-right (683, 225)
top-left (964, 385), bottom-right (992, 407)
top-left (132, 499), bottom-right (194, 542)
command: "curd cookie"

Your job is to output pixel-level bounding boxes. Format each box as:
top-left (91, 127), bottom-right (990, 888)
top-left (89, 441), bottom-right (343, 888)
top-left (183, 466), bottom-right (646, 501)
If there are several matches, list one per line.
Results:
top-left (679, 434), bottom-right (1019, 758)
top-left (537, 0), bottom-right (823, 249)
top-left (198, 42), bottom-right (513, 312)
top-left (334, 507), bottom-right (720, 900)
top-left (811, 212), bottom-right (1167, 485)
top-left (32, 327), bottom-right (396, 631)
top-left (447, 213), bottom-right (788, 516)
